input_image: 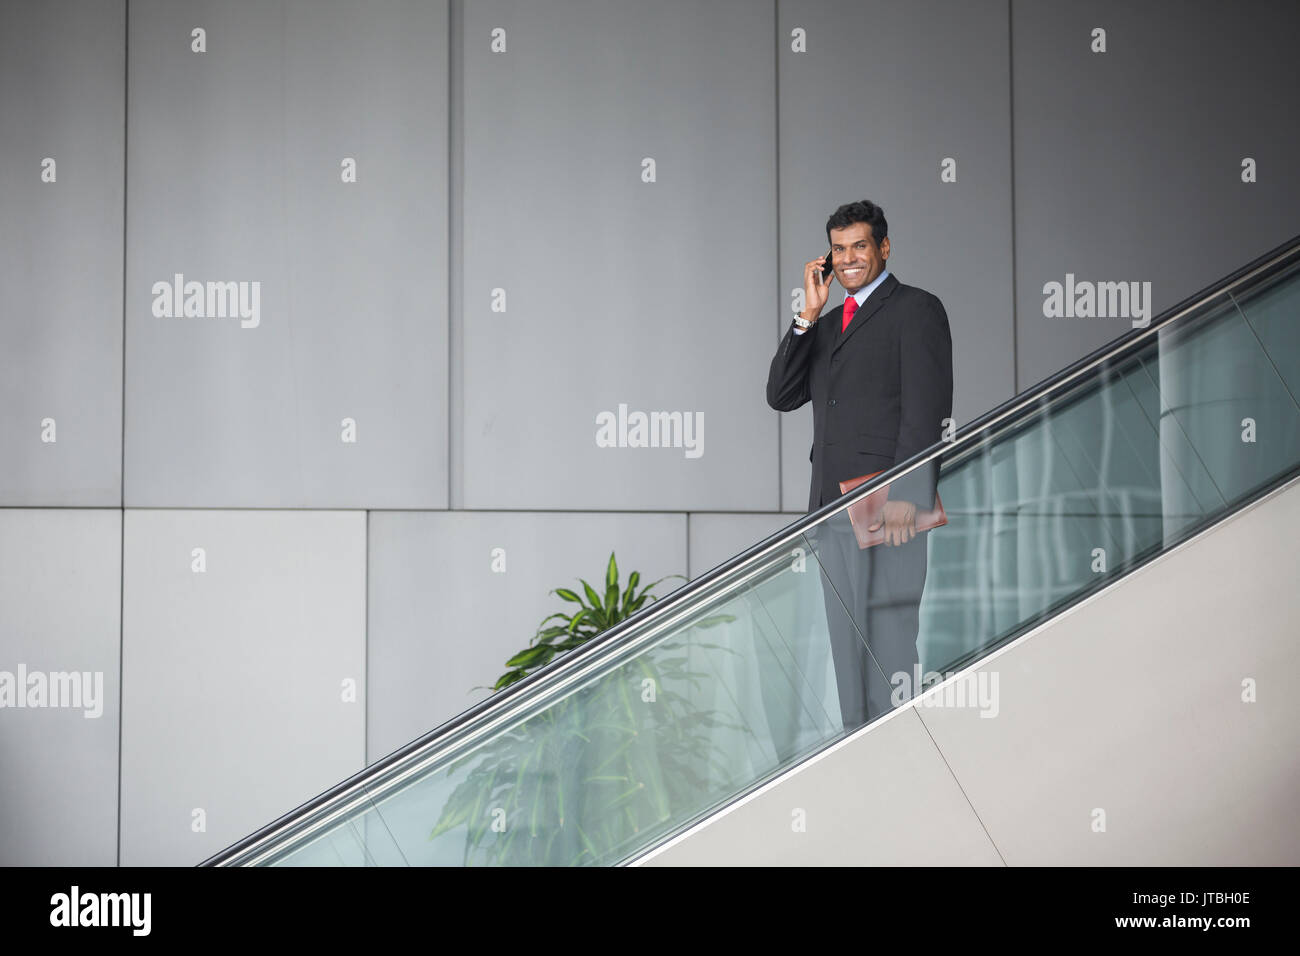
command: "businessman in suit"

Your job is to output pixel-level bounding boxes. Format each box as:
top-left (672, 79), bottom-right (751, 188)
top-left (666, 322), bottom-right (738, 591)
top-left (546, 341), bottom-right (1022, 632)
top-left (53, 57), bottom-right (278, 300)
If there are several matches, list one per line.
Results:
top-left (766, 200), bottom-right (953, 732)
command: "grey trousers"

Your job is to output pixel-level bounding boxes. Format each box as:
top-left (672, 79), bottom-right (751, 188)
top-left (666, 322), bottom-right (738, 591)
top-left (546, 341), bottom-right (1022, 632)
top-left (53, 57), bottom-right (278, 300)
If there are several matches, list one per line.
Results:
top-left (812, 509), bottom-right (929, 732)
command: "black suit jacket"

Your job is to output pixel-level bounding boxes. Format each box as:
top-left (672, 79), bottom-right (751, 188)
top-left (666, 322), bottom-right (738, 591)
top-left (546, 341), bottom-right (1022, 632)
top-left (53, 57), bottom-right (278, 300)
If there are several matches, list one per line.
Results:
top-left (766, 272), bottom-right (954, 514)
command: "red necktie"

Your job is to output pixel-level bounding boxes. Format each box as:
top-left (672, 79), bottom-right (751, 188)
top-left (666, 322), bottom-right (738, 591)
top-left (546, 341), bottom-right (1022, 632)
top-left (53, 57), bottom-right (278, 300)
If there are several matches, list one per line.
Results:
top-left (841, 295), bottom-right (858, 333)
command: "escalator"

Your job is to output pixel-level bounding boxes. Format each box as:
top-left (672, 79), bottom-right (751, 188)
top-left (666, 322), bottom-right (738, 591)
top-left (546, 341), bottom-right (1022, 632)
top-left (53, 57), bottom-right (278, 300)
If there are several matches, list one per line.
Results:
top-left (203, 235), bottom-right (1300, 866)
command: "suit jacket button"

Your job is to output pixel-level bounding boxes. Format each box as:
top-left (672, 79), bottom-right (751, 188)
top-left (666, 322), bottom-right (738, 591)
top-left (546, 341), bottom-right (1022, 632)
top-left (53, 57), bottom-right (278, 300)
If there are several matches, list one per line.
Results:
top-left (828, 399), bottom-right (837, 406)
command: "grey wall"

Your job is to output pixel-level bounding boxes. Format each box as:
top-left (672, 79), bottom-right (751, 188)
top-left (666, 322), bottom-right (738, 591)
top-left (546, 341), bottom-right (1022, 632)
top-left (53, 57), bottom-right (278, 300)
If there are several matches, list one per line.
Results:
top-left (1012, 0), bottom-right (1300, 389)
top-left (461, 0), bottom-right (778, 511)
top-left (124, 0), bottom-right (449, 508)
top-left (0, 511), bottom-right (121, 866)
top-left (1, 0), bottom-right (1296, 865)
top-left (119, 509), bottom-right (367, 866)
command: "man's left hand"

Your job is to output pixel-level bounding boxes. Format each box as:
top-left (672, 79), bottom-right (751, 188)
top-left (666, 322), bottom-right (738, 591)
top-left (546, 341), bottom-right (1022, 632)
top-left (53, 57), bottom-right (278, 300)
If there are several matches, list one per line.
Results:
top-left (868, 499), bottom-right (917, 546)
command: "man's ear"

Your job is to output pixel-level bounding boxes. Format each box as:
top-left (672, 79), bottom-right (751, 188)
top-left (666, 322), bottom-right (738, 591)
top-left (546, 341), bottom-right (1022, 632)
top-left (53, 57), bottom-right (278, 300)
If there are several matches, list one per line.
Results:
top-left (879, 237), bottom-right (890, 260)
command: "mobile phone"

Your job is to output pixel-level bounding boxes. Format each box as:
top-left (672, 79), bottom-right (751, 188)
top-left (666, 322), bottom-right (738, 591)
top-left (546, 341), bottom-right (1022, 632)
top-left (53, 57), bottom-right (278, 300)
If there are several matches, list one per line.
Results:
top-left (819, 249), bottom-right (834, 283)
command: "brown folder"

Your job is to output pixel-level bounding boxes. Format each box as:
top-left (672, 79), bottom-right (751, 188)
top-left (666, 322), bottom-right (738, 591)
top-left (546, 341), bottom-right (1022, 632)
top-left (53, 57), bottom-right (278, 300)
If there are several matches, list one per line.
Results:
top-left (837, 469), bottom-right (948, 550)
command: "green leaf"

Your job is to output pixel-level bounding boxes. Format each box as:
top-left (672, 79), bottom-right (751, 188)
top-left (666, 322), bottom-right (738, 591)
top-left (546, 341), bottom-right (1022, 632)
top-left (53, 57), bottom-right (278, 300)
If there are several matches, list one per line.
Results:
top-left (552, 587), bottom-right (584, 605)
top-left (493, 669), bottom-right (526, 690)
top-left (584, 602), bottom-right (608, 630)
top-left (429, 778), bottom-right (485, 838)
top-left (619, 677), bottom-right (635, 724)
top-left (556, 772), bottom-right (566, 828)
top-left (505, 646), bottom-right (552, 669)
top-left (621, 570), bottom-right (640, 611)
top-left (579, 577), bottom-right (604, 611)
top-left (597, 781), bottom-right (646, 815)
top-left (575, 824), bottom-right (599, 861)
top-left (605, 552), bottom-right (618, 595)
top-left (588, 735), bottom-right (637, 775)
top-left (530, 782), bottom-right (543, 837)
top-left (533, 625), bottom-right (570, 645)
top-left (497, 825), bottom-right (520, 860)
top-left (604, 579), bottom-right (619, 618)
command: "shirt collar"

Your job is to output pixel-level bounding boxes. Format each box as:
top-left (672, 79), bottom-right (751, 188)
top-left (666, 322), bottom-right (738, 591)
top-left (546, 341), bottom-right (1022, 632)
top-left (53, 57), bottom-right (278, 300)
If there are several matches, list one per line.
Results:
top-left (846, 268), bottom-right (890, 307)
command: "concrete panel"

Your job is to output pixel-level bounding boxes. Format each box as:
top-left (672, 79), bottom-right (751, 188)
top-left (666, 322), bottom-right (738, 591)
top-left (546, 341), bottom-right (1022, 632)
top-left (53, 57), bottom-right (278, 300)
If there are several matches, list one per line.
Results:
top-left (0, 509), bottom-right (121, 865)
top-left (638, 706), bottom-right (1002, 865)
top-left (119, 509), bottom-right (366, 865)
top-left (460, 0), bottom-right (778, 511)
top-left (0, 0), bottom-right (124, 505)
top-left (1012, 0), bottom-right (1300, 389)
top-left (124, 0), bottom-right (449, 507)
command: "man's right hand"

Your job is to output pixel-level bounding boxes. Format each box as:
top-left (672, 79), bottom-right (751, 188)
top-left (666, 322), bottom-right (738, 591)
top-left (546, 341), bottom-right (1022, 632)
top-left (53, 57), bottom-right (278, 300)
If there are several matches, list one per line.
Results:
top-left (801, 254), bottom-right (831, 321)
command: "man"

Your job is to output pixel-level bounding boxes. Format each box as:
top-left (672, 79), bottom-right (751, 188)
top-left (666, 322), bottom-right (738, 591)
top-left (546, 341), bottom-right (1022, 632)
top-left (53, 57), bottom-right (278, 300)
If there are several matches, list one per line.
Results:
top-left (766, 199), bottom-right (953, 731)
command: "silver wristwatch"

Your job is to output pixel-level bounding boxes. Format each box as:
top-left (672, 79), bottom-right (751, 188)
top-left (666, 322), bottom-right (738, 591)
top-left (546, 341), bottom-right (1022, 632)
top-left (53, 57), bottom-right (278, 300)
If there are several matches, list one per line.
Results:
top-left (793, 313), bottom-right (814, 330)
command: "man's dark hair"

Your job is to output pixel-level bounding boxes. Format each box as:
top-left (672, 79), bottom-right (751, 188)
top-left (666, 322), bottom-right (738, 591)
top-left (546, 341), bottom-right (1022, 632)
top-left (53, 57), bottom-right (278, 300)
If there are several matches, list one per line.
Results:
top-left (826, 199), bottom-right (888, 248)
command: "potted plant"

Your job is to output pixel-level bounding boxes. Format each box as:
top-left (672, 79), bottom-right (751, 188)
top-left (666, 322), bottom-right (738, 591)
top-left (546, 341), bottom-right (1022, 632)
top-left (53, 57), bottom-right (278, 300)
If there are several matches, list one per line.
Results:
top-left (429, 552), bottom-right (739, 865)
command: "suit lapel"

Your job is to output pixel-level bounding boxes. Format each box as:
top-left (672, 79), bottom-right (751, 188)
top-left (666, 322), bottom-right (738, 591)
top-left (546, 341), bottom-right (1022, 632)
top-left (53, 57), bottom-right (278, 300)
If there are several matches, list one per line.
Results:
top-left (831, 272), bottom-right (899, 357)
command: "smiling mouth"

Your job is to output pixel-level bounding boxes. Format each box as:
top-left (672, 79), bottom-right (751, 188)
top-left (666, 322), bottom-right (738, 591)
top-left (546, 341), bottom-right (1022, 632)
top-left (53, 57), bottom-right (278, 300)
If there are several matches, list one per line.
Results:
top-left (843, 267), bottom-right (865, 275)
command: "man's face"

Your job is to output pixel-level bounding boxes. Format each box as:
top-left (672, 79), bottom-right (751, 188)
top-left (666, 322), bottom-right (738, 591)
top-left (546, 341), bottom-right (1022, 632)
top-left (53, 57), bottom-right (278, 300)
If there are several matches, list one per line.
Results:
top-left (829, 222), bottom-right (890, 294)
